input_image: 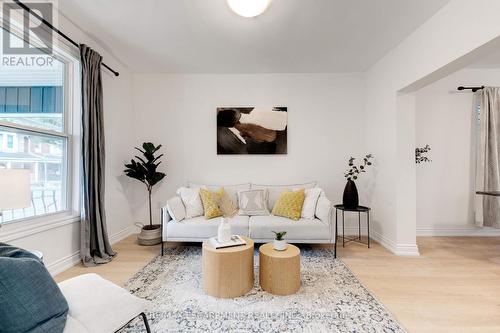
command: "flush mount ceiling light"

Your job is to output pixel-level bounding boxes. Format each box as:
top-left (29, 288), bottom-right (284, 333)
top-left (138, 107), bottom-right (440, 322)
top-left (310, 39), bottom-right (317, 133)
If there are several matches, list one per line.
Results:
top-left (227, 0), bottom-right (271, 18)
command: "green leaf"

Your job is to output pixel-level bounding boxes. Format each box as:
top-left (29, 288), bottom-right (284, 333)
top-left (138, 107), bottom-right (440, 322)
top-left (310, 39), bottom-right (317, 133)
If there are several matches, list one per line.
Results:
top-left (125, 142), bottom-right (166, 189)
top-left (152, 154), bottom-right (164, 163)
top-left (134, 156), bottom-right (147, 165)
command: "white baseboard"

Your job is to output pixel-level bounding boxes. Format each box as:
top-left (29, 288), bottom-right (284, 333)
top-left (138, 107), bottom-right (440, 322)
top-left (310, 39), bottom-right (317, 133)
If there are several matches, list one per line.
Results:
top-left (339, 226), bottom-right (420, 256)
top-left (46, 224), bottom-right (139, 276)
top-left (345, 225), bottom-right (500, 255)
top-left (392, 243), bottom-right (421, 256)
top-left (46, 251), bottom-right (80, 276)
top-left (370, 229), bottom-right (420, 256)
top-left (417, 225), bottom-right (500, 236)
top-left (109, 224), bottom-right (139, 244)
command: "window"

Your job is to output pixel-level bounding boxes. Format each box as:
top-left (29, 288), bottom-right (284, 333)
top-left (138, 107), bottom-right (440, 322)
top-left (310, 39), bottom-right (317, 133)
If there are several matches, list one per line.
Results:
top-left (6, 134), bottom-right (13, 149)
top-left (0, 26), bottom-right (80, 225)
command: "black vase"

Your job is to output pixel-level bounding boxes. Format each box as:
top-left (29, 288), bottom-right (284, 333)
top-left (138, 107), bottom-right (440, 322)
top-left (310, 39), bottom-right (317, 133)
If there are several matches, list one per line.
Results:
top-left (343, 180), bottom-right (359, 209)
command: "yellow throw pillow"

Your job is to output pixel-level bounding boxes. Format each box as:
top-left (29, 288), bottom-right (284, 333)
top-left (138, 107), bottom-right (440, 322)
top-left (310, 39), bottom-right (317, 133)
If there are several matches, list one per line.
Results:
top-left (199, 188), bottom-right (223, 219)
top-left (271, 188), bottom-right (306, 221)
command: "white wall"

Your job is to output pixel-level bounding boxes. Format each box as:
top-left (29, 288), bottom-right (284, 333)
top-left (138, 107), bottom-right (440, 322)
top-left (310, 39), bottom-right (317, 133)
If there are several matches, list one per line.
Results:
top-left (364, 0), bottom-right (500, 255)
top-left (415, 68), bottom-right (500, 236)
top-left (130, 73), bottom-right (368, 226)
top-left (6, 0), bottom-right (500, 269)
top-left (0, 11), bottom-right (137, 275)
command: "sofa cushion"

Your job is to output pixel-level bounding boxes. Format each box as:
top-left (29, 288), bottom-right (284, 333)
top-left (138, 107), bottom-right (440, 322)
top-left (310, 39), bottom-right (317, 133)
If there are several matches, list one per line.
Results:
top-left (220, 190), bottom-right (238, 217)
top-left (252, 182), bottom-right (316, 210)
top-left (238, 189), bottom-right (270, 216)
top-left (315, 195), bottom-right (332, 224)
top-left (0, 243), bottom-right (69, 333)
top-left (177, 187), bottom-right (204, 218)
top-left (271, 189), bottom-right (306, 221)
top-left (249, 215), bottom-right (330, 240)
top-left (58, 274), bottom-right (147, 333)
top-left (167, 196), bottom-right (186, 222)
top-left (199, 188), bottom-right (223, 219)
top-left (189, 182), bottom-right (250, 209)
top-left (167, 215), bottom-right (249, 239)
top-left (301, 188), bottom-right (323, 219)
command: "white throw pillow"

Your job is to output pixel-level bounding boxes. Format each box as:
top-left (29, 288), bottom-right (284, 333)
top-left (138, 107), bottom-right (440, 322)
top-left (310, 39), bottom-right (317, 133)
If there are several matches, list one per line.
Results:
top-left (176, 187), bottom-right (204, 218)
top-left (167, 196), bottom-right (186, 222)
top-left (315, 195), bottom-right (332, 224)
top-left (238, 189), bottom-right (270, 216)
top-left (300, 188), bottom-right (322, 219)
top-left (252, 182), bottom-right (317, 210)
top-left (188, 182), bottom-right (250, 209)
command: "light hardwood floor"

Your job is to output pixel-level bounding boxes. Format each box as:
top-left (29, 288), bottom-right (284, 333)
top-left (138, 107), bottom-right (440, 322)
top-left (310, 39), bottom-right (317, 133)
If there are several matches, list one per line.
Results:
top-left (55, 236), bottom-right (500, 333)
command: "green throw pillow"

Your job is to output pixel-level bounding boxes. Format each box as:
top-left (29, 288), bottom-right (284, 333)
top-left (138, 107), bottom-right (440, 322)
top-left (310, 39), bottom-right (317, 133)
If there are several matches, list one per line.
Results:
top-left (0, 243), bottom-right (69, 333)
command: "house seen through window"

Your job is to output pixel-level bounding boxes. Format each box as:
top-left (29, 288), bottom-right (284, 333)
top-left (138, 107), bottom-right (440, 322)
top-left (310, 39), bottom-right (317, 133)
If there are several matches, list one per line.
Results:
top-left (0, 28), bottom-right (71, 224)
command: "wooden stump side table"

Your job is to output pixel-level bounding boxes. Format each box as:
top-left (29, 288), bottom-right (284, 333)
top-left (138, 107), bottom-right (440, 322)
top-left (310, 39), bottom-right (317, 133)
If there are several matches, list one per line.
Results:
top-left (202, 236), bottom-right (254, 298)
top-left (259, 243), bottom-right (300, 295)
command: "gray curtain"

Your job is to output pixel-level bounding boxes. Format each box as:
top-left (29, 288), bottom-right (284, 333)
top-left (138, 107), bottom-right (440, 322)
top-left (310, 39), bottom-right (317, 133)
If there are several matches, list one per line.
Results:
top-left (475, 87), bottom-right (500, 228)
top-left (80, 44), bottom-right (116, 266)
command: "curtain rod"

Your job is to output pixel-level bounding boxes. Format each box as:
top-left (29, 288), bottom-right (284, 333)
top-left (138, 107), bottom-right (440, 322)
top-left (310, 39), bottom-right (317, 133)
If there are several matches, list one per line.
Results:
top-left (12, 0), bottom-right (120, 77)
top-left (457, 86), bottom-right (484, 92)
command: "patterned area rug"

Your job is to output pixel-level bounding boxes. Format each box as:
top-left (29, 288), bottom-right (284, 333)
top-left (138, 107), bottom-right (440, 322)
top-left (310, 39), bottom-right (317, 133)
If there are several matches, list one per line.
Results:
top-left (121, 247), bottom-right (405, 333)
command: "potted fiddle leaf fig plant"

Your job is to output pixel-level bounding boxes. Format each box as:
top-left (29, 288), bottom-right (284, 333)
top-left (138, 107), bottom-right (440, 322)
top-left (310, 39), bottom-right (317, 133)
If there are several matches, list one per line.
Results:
top-left (124, 142), bottom-right (166, 245)
top-left (343, 154), bottom-right (373, 209)
top-left (272, 231), bottom-right (287, 251)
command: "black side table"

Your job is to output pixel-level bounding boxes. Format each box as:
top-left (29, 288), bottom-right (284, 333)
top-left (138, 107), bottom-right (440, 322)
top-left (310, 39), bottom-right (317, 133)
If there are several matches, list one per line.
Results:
top-left (334, 205), bottom-right (371, 248)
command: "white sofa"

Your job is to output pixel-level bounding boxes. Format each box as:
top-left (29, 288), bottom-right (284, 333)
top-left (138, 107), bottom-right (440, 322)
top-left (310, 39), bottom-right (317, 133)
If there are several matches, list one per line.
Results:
top-left (161, 182), bottom-right (336, 256)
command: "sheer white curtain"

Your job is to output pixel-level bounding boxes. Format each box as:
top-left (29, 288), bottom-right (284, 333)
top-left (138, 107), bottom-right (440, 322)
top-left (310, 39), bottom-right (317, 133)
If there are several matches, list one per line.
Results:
top-left (475, 87), bottom-right (500, 227)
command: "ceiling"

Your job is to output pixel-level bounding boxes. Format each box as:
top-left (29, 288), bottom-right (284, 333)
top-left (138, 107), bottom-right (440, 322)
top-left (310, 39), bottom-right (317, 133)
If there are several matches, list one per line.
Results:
top-left (58, 0), bottom-right (450, 73)
top-left (468, 48), bottom-right (500, 69)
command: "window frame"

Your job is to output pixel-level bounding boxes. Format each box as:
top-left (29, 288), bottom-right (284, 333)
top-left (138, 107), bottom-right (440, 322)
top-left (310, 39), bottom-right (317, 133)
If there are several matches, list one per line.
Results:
top-left (0, 17), bottom-right (81, 232)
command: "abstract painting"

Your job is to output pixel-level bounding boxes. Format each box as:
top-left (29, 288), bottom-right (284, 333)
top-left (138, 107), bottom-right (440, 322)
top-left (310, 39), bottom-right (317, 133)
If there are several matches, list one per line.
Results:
top-left (217, 107), bottom-right (287, 154)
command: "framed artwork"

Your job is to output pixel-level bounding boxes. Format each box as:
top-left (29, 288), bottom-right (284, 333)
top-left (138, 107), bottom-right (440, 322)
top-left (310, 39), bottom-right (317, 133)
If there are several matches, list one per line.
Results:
top-left (217, 107), bottom-right (287, 155)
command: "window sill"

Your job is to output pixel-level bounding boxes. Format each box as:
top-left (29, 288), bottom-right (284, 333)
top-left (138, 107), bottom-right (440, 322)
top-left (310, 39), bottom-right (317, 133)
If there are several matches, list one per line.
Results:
top-left (0, 212), bottom-right (80, 243)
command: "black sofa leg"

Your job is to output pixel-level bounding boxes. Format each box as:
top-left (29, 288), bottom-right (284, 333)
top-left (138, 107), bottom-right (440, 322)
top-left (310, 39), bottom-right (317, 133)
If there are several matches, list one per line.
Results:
top-left (140, 312), bottom-right (151, 333)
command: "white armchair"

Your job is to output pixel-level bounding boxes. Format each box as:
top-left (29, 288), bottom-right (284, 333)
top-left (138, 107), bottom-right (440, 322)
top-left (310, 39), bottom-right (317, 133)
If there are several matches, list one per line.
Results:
top-left (58, 273), bottom-right (151, 333)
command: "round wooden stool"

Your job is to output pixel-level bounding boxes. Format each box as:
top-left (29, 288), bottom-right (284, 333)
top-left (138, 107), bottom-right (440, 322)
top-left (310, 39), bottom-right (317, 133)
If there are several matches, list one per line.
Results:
top-left (259, 243), bottom-right (300, 295)
top-left (202, 237), bottom-right (254, 298)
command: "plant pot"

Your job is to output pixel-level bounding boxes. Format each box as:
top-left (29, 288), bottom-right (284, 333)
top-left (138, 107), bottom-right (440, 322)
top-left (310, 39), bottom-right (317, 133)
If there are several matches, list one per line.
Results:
top-left (137, 224), bottom-right (162, 246)
top-left (342, 179), bottom-right (359, 209)
top-left (273, 240), bottom-right (287, 251)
